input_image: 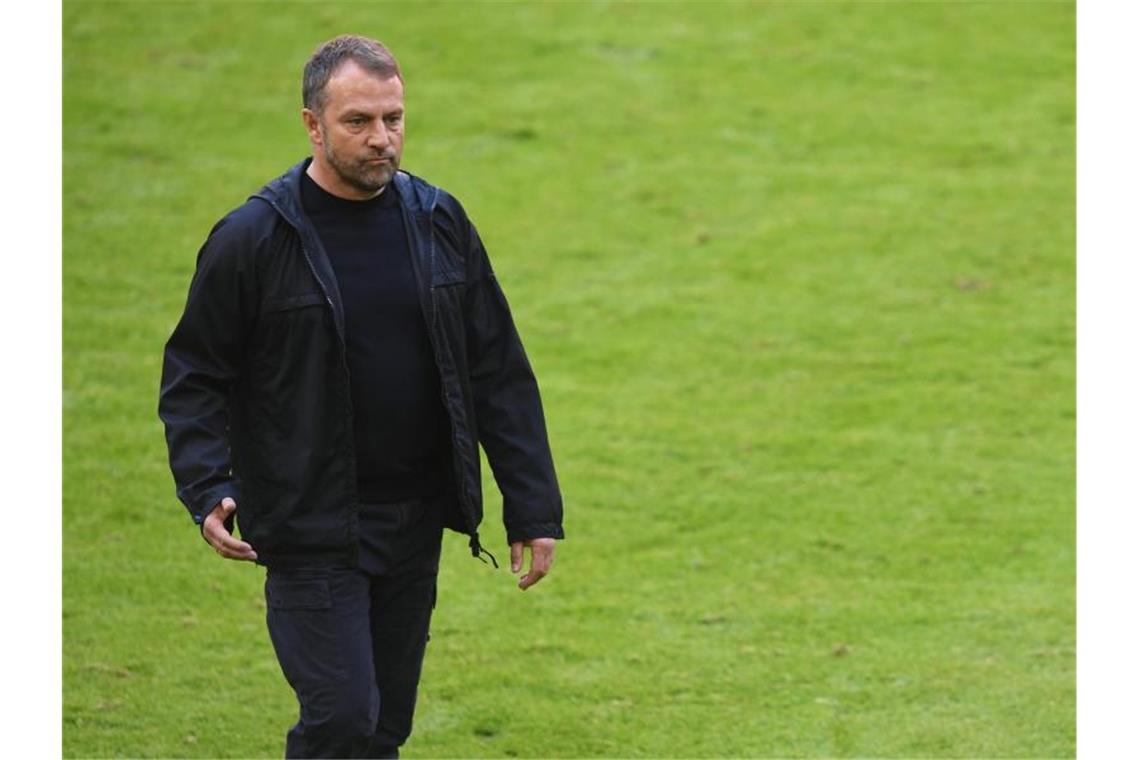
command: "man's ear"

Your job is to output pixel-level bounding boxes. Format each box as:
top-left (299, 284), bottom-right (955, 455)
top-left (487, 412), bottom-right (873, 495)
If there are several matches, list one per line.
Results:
top-left (301, 108), bottom-right (322, 146)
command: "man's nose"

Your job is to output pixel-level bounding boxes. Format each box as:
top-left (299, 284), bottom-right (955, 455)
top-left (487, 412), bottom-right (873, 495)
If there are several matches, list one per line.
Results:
top-left (367, 124), bottom-right (390, 149)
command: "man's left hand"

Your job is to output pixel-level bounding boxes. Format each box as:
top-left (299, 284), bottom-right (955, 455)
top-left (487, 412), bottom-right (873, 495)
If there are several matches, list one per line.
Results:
top-left (510, 537), bottom-right (556, 591)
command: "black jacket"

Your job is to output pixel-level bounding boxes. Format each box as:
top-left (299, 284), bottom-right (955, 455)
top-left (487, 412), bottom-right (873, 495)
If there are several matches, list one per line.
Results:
top-left (159, 159), bottom-right (563, 567)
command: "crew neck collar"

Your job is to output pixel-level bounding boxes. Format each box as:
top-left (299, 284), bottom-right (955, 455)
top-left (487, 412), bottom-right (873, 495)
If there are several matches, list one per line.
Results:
top-left (300, 170), bottom-right (396, 212)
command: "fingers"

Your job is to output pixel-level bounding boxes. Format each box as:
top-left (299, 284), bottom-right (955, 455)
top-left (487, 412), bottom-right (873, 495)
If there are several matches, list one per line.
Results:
top-left (510, 542), bottom-right (523, 573)
top-left (203, 499), bottom-right (258, 562)
top-left (207, 528), bottom-right (258, 561)
top-left (518, 538), bottom-right (555, 591)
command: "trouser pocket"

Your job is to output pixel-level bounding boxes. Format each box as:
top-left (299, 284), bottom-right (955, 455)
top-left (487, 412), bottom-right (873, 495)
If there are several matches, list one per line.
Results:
top-left (264, 569), bottom-right (381, 758)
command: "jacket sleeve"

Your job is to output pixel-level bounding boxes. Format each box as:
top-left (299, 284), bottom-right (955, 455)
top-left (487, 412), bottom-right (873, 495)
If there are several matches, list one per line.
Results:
top-left (463, 216), bottom-right (564, 545)
top-left (158, 213), bottom-right (258, 527)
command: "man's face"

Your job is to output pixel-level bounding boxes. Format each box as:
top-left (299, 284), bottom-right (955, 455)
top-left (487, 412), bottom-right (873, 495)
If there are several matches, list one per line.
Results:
top-left (304, 60), bottom-right (405, 197)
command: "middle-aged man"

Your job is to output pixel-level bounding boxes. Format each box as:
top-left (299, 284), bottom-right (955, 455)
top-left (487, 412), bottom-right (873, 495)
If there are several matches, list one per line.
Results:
top-left (158, 35), bottom-right (564, 758)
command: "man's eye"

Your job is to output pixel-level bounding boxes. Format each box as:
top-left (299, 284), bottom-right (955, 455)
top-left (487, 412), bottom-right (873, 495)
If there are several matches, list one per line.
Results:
top-left (386, 115), bottom-right (402, 125)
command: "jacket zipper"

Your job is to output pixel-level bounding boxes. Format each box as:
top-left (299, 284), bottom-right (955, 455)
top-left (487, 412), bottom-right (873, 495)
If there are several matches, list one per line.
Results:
top-left (299, 240), bottom-right (360, 568)
top-left (412, 198), bottom-right (485, 555)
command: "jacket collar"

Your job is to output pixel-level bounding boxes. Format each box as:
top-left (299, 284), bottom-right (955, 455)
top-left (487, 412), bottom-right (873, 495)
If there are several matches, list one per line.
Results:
top-left (253, 157), bottom-right (435, 228)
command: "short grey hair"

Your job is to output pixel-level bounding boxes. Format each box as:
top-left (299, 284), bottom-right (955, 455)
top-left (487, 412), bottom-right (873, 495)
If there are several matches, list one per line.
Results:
top-left (302, 35), bottom-right (402, 114)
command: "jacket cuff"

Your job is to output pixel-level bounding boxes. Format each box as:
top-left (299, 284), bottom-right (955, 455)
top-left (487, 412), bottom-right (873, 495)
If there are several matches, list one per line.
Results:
top-left (190, 482), bottom-right (240, 527)
top-left (505, 522), bottom-right (565, 545)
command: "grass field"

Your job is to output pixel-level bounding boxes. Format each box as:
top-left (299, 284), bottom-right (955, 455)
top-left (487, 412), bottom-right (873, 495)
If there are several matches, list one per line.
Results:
top-left (63, 1), bottom-right (1075, 757)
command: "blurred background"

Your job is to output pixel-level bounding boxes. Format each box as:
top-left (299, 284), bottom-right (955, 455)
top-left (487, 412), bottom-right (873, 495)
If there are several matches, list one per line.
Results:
top-left (63, 2), bottom-right (1074, 757)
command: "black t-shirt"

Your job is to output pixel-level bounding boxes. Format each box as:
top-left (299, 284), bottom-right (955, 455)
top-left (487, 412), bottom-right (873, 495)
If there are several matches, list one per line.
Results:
top-left (300, 172), bottom-right (450, 503)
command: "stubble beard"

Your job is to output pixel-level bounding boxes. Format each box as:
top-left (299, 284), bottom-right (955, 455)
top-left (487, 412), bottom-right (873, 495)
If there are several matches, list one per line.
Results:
top-left (321, 131), bottom-right (399, 194)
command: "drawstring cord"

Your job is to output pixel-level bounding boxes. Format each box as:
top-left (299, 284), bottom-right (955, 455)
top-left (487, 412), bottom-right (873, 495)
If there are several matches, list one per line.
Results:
top-left (469, 533), bottom-right (499, 569)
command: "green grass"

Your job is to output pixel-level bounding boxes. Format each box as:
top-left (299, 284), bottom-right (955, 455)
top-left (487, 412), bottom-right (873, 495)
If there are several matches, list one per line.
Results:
top-left (64, 1), bottom-right (1075, 757)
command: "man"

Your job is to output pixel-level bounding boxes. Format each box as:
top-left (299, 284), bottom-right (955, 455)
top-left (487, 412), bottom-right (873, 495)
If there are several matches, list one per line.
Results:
top-left (158, 35), bottom-right (563, 758)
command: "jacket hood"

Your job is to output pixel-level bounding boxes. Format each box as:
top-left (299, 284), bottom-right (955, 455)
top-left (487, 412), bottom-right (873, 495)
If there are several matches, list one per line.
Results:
top-left (252, 157), bottom-right (437, 227)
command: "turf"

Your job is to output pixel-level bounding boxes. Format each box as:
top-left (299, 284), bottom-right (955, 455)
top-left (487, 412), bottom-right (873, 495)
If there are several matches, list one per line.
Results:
top-left (63, 1), bottom-right (1075, 757)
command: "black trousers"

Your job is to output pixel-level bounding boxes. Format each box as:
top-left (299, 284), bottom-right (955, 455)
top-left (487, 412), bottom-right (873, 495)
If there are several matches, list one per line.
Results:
top-left (264, 493), bottom-right (444, 759)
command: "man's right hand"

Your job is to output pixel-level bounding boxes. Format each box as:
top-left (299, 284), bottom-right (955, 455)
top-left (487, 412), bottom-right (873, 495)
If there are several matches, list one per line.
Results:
top-left (202, 497), bottom-right (258, 562)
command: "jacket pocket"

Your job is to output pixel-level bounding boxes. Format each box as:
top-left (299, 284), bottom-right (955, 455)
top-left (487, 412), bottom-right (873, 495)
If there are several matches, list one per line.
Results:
top-left (430, 259), bottom-right (465, 289)
top-left (265, 575), bottom-right (332, 610)
top-left (260, 292), bottom-right (325, 314)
